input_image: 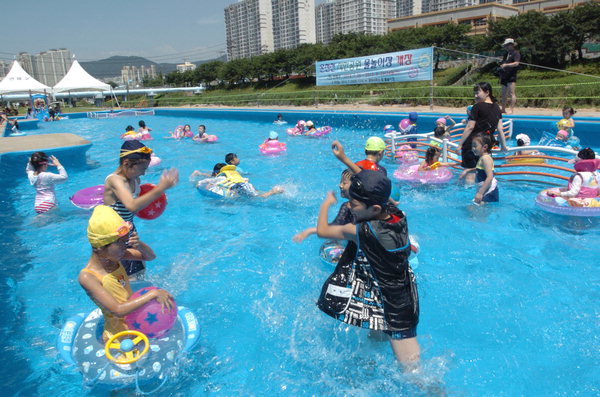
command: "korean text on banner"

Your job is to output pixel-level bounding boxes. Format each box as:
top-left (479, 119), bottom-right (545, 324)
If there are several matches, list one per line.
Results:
top-left (316, 47), bottom-right (434, 86)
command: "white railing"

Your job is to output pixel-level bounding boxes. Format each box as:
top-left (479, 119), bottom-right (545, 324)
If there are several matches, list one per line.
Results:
top-left (86, 109), bottom-right (155, 119)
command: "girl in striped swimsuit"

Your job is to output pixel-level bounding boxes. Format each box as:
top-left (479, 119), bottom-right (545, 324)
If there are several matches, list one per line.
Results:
top-left (26, 152), bottom-right (68, 214)
top-left (103, 140), bottom-right (178, 279)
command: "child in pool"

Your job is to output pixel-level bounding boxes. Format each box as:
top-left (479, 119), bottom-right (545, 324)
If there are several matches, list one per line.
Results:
top-left (121, 125), bottom-right (140, 140)
top-left (332, 138), bottom-right (388, 175)
top-left (316, 170), bottom-right (420, 366)
top-left (213, 160), bottom-right (283, 198)
top-left (103, 140), bottom-right (179, 278)
top-left (274, 113), bottom-right (286, 124)
top-left (225, 152), bottom-right (248, 175)
top-left (78, 205), bottom-right (173, 342)
top-left (461, 105), bottom-right (473, 124)
top-left (193, 125), bottom-right (208, 142)
top-left (191, 162), bottom-right (227, 180)
top-left (555, 129), bottom-right (569, 143)
top-left (547, 148), bottom-right (599, 205)
top-left (515, 133), bottom-right (541, 155)
top-left (138, 120), bottom-right (152, 134)
top-left (429, 126), bottom-right (446, 148)
top-left (418, 147), bottom-right (453, 171)
top-left (557, 107), bottom-right (576, 135)
top-left (435, 116), bottom-right (456, 134)
top-left (460, 133), bottom-right (499, 204)
top-left (26, 152), bottom-right (68, 214)
top-left (304, 120), bottom-right (317, 135)
top-left (293, 169), bottom-right (354, 242)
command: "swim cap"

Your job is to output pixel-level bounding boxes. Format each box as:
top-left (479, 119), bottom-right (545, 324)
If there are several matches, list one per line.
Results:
top-left (408, 112), bottom-right (418, 121)
top-left (305, 120), bottom-right (314, 127)
top-left (87, 205), bottom-right (132, 248)
top-left (467, 105), bottom-right (473, 114)
top-left (120, 140), bottom-right (152, 160)
top-left (349, 170), bottom-right (391, 207)
top-left (365, 136), bottom-right (386, 151)
top-left (557, 130), bottom-right (569, 138)
top-left (383, 124), bottom-right (395, 132)
top-left (269, 131), bottom-right (279, 140)
top-left (515, 133), bottom-right (530, 145)
top-left (436, 117), bottom-right (446, 125)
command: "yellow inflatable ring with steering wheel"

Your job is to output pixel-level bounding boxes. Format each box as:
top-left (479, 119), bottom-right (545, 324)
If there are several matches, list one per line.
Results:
top-left (105, 330), bottom-right (149, 365)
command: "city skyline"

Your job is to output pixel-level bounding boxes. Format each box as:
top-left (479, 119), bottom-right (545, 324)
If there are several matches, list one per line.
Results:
top-left (0, 0), bottom-right (326, 64)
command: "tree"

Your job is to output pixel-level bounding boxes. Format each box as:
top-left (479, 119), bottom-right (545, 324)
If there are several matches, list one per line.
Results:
top-left (570, 1), bottom-right (600, 60)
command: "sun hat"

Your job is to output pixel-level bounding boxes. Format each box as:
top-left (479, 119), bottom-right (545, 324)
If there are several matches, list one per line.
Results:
top-left (348, 170), bottom-right (391, 207)
top-left (120, 140), bottom-right (152, 160)
top-left (269, 131), bottom-right (279, 140)
top-left (408, 112), bottom-right (418, 121)
top-left (365, 136), bottom-right (386, 151)
top-left (87, 205), bottom-right (132, 248)
top-left (435, 117), bottom-right (446, 125)
top-left (515, 133), bottom-right (530, 145)
top-left (502, 38), bottom-right (516, 46)
top-left (557, 130), bottom-right (569, 138)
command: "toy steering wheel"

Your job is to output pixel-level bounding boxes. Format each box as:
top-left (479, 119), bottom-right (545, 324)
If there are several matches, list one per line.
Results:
top-left (105, 330), bottom-right (149, 365)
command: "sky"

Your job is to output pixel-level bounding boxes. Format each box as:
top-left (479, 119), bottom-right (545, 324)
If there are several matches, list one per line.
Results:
top-left (0, 0), bottom-right (322, 64)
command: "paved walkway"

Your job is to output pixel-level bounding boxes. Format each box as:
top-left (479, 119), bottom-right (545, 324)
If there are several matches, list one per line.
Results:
top-left (0, 133), bottom-right (91, 154)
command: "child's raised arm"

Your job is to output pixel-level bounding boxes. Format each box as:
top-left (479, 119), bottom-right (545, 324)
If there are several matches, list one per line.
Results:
top-left (331, 141), bottom-right (361, 174)
top-left (108, 168), bottom-right (179, 212)
top-left (316, 192), bottom-right (356, 242)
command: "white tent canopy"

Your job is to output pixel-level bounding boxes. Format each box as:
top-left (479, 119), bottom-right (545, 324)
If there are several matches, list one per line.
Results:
top-left (53, 59), bottom-right (110, 93)
top-left (0, 61), bottom-right (51, 94)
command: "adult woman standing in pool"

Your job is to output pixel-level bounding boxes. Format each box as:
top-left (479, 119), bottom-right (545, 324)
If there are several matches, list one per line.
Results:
top-left (103, 140), bottom-right (179, 279)
top-left (457, 82), bottom-right (507, 184)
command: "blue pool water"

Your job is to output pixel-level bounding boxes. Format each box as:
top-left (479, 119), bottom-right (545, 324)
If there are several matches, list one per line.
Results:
top-left (0, 111), bottom-right (598, 395)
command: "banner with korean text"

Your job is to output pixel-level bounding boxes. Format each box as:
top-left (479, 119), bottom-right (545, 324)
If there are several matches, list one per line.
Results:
top-left (316, 47), bottom-right (433, 86)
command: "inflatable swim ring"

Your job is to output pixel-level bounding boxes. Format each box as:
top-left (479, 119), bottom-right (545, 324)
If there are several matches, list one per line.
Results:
top-left (394, 145), bottom-right (419, 164)
top-left (506, 156), bottom-right (545, 164)
top-left (273, 120), bottom-right (288, 125)
top-left (393, 164), bottom-right (453, 184)
top-left (306, 126), bottom-right (332, 137)
top-left (320, 236), bottom-right (420, 267)
top-left (57, 287), bottom-right (198, 391)
top-left (140, 132), bottom-right (153, 140)
top-left (121, 131), bottom-right (141, 141)
top-left (259, 141), bottom-right (287, 155)
top-left (70, 185), bottom-right (105, 209)
top-left (319, 240), bottom-right (346, 266)
top-left (137, 184), bottom-right (167, 220)
top-left (535, 189), bottom-right (600, 217)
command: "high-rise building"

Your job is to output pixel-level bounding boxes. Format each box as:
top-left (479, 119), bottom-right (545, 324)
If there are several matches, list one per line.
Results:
top-left (396, 0), bottom-right (423, 17)
top-left (334, 0), bottom-right (397, 36)
top-left (316, 0), bottom-right (336, 44)
top-left (35, 48), bottom-right (72, 86)
top-left (422, 0), bottom-right (476, 13)
top-left (272, 0), bottom-right (316, 50)
top-left (225, 0), bottom-right (273, 60)
top-left (16, 49), bottom-right (72, 86)
top-left (121, 65), bottom-right (158, 85)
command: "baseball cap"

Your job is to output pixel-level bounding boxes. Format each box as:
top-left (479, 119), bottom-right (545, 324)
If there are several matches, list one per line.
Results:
top-left (348, 170), bottom-right (391, 207)
top-left (365, 136), bottom-right (386, 151)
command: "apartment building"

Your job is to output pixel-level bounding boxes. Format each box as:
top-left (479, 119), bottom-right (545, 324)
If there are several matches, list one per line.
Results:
top-left (316, 0), bottom-right (336, 43)
top-left (225, 0), bottom-right (274, 60)
top-left (272, 0), bottom-right (316, 50)
top-left (16, 49), bottom-right (72, 86)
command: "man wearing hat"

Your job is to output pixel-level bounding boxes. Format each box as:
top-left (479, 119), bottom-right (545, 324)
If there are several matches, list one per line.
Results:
top-left (499, 38), bottom-right (521, 114)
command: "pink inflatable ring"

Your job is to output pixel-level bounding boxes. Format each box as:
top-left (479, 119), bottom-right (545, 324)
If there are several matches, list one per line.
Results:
top-left (393, 164), bottom-right (453, 184)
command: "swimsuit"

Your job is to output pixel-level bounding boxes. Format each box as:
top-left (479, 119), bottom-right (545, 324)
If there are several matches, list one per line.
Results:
top-left (475, 157), bottom-right (499, 202)
top-left (81, 263), bottom-right (133, 341)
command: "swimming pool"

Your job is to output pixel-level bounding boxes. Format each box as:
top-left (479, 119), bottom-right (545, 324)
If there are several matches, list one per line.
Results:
top-left (1, 110), bottom-right (598, 395)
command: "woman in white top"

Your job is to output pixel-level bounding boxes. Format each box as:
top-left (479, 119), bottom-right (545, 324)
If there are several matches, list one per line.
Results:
top-left (26, 152), bottom-right (68, 213)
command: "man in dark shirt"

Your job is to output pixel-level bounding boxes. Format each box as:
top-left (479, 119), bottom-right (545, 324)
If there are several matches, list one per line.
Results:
top-left (499, 38), bottom-right (521, 114)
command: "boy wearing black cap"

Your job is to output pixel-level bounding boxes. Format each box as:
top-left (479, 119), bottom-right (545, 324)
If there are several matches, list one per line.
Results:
top-left (316, 170), bottom-right (420, 365)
